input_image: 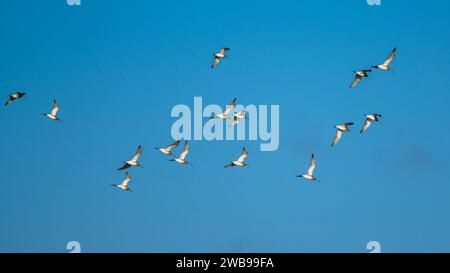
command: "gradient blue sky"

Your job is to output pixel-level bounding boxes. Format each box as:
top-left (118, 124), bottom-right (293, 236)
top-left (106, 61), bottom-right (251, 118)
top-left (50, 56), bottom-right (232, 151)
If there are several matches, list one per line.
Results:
top-left (1, 0), bottom-right (450, 253)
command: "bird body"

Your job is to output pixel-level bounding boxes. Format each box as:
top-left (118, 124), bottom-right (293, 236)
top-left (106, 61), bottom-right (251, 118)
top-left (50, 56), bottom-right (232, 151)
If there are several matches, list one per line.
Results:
top-left (373, 64), bottom-right (390, 71)
top-left (332, 122), bottom-right (354, 147)
top-left (118, 145), bottom-right (143, 170)
top-left (111, 172), bottom-right (132, 192)
top-left (5, 92), bottom-right (25, 106)
top-left (225, 147), bottom-right (248, 168)
top-left (211, 47), bottom-right (230, 69)
top-left (361, 114), bottom-right (382, 134)
top-left (42, 99), bottom-right (62, 121)
top-left (170, 141), bottom-right (192, 166)
top-left (229, 110), bottom-right (247, 127)
top-left (350, 70), bottom-right (371, 88)
top-left (354, 70), bottom-right (371, 77)
top-left (43, 114), bottom-right (59, 120)
top-left (214, 113), bottom-right (231, 120)
top-left (335, 122), bottom-right (353, 132)
top-left (156, 140), bottom-right (180, 156)
top-left (297, 154), bottom-right (319, 182)
top-left (372, 47), bottom-right (397, 72)
top-left (174, 158), bottom-right (188, 164)
top-left (211, 98), bottom-right (237, 120)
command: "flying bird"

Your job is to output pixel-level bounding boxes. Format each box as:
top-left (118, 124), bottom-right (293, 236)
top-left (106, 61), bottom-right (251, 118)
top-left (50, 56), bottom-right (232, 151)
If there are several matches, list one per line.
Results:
top-left (4, 91), bottom-right (26, 106)
top-left (42, 99), bottom-right (62, 121)
top-left (229, 110), bottom-right (247, 127)
top-left (155, 140), bottom-right (180, 156)
top-left (332, 122), bottom-right (354, 147)
top-left (296, 154), bottom-right (319, 182)
top-left (225, 147), bottom-right (249, 168)
top-left (118, 145), bottom-right (143, 170)
top-left (372, 47), bottom-right (397, 73)
top-left (350, 70), bottom-right (371, 88)
top-left (170, 141), bottom-right (192, 166)
top-left (360, 114), bottom-right (382, 134)
top-left (211, 98), bottom-right (237, 120)
top-left (111, 172), bottom-right (132, 192)
top-left (211, 47), bottom-right (230, 69)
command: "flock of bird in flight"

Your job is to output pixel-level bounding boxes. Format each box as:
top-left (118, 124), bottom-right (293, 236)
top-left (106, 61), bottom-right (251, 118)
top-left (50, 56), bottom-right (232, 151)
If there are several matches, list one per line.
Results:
top-left (4, 47), bottom-right (397, 192)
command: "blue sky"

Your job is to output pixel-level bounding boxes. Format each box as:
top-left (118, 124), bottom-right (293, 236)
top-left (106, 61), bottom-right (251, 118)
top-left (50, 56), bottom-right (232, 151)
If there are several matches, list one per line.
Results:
top-left (1, 0), bottom-right (450, 253)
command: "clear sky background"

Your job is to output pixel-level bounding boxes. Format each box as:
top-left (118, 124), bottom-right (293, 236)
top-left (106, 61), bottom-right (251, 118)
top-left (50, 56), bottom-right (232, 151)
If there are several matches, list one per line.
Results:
top-left (1, 0), bottom-right (450, 253)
